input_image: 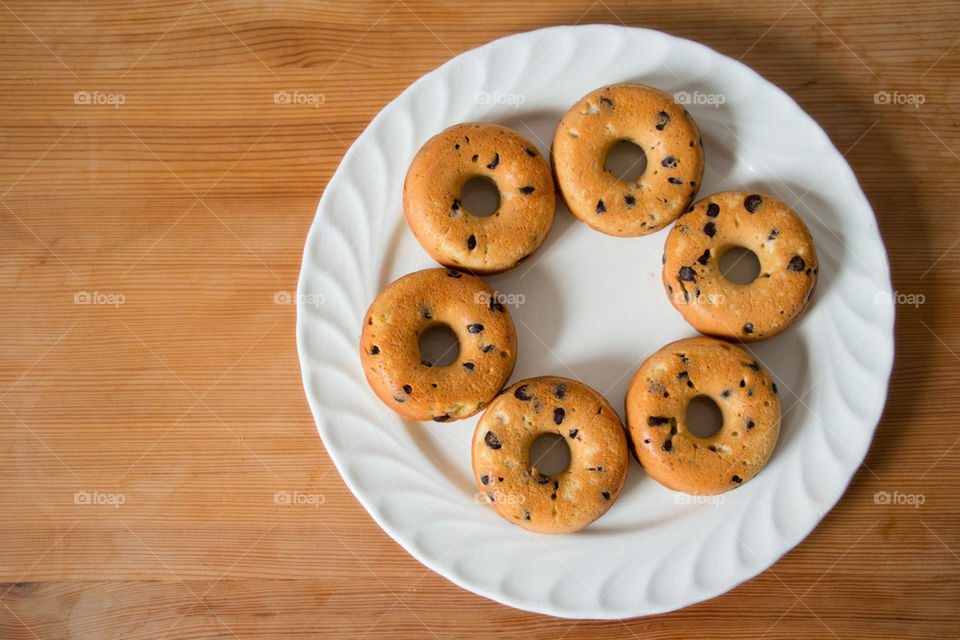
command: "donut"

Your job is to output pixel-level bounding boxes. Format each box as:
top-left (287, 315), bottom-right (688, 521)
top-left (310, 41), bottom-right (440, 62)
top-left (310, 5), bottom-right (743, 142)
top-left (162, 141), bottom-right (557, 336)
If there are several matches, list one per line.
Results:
top-left (624, 337), bottom-right (781, 495)
top-left (551, 83), bottom-right (704, 237)
top-left (359, 268), bottom-right (517, 422)
top-left (403, 123), bottom-right (556, 275)
top-left (662, 191), bottom-right (818, 342)
top-left (471, 377), bottom-right (630, 534)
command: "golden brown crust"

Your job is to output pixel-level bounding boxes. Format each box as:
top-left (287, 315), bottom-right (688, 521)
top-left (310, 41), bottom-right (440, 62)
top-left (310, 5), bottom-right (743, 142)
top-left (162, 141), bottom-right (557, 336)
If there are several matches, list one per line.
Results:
top-left (472, 377), bottom-right (629, 534)
top-left (359, 268), bottom-right (517, 422)
top-left (551, 83), bottom-right (704, 237)
top-left (624, 337), bottom-right (781, 495)
top-left (403, 123), bottom-right (556, 274)
top-left (662, 191), bottom-right (819, 342)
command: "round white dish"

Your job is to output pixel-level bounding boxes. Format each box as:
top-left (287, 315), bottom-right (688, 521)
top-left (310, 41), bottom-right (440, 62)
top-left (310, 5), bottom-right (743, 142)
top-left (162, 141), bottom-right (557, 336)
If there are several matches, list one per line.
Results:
top-left (296, 24), bottom-right (894, 619)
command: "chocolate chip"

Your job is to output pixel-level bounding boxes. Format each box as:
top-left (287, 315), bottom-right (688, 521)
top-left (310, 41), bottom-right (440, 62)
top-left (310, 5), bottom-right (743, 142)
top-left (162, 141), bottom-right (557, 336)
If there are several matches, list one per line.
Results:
top-left (551, 493), bottom-right (557, 500)
top-left (788, 256), bottom-right (806, 272)
top-left (744, 194), bottom-right (763, 213)
top-left (697, 249), bottom-right (711, 265)
top-left (464, 136), bottom-right (469, 143)
top-left (648, 416), bottom-right (670, 426)
top-left (486, 153), bottom-right (499, 169)
top-left (644, 438), bottom-right (651, 444)
top-left (552, 383), bottom-right (567, 399)
top-left (484, 431), bottom-right (502, 449)
top-left (679, 266), bottom-right (696, 282)
top-left (655, 111), bottom-right (671, 130)
top-left (524, 509), bottom-right (531, 520)
top-left (772, 383), bottom-right (779, 394)
top-left (599, 97), bottom-right (614, 108)
top-left (547, 407), bottom-right (563, 425)
top-left (662, 156), bottom-right (678, 168)
top-left (454, 143), bottom-right (460, 149)
top-left (721, 389), bottom-right (731, 398)
top-left (625, 194), bottom-right (635, 206)
top-left (703, 221), bottom-right (717, 237)
top-left (481, 344), bottom-right (496, 353)
top-left (446, 270), bottom-right (461, 278)
top-left (768, 228), bottom-right (779, 241)
top-left (451, 199), bottom-right (461, 212)
top-left (471, 154), bottom-right (478, 162)
top-left (433, 414), bottom-right (451, 422)
top-left (514, 385), bottom-right (532, 401)
top-left (519, 185), bottom-right (535, 194)
top-left (468, 323), bottom-right (484, 333)
top-left (568, 429), bottom-right (579, 439)
top-left (668, 177), bottom-right (683, 184)
top-left (596, 199), bottom-right (606, 213)
top-left (481, 475), bottom-right (489, 485)
top-left (402, 384), bottom-right (412, 394)
top-left (706, 203), bottom-right (720, 217)
top-left (463, 362), bottom-right (475, 370)
top-left (431, 383), bottom-right (437, 388)
top-left (740, 380), bottom-right (746, 387)
top-left (743, 322), bottom-right (755, 334)
top-left (662, 439), bottom-right (673, 452)
top-left (602, 491), bottom-right (611, 500)
top-left (746, 418), bottom-right (755, 431)
top-left (369, 345), bottom-right (380, 355)
top-left (732, 475), bottom-right (743, 483)
top-left (466, 234), bottom-right (477, 251)
top-left (554, 480), bottom-right (559, 490)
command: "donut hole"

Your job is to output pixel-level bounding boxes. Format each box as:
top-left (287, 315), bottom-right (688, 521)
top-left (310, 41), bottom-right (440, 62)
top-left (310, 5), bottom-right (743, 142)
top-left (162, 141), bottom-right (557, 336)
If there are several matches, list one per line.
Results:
top-left (685, 395), bottom-right (723, 438)
top-left (604, 140), bottom-right (647, 182)
top-left (719, 246), bottom-right (761, 285)
top-left (529, 433), bottom-right (571, 476)
top-left (459, 176), bottom-right (500, 217)
top-left (418, 324), bottom-right (460, 367)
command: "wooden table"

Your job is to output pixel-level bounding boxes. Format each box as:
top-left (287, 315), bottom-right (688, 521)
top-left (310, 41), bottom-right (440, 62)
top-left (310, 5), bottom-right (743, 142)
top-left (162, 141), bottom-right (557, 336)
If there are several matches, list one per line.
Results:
top-left (1, 1), bottom-right (957, 637)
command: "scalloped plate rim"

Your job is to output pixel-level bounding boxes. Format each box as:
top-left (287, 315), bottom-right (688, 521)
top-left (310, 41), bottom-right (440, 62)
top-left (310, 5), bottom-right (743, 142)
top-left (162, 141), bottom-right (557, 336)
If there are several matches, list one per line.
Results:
top-left (296, 24), bottom-right (895, 619)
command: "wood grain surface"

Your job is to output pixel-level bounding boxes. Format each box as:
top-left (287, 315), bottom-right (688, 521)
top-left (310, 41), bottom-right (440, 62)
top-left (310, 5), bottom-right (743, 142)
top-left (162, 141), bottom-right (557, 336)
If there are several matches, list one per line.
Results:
top-left (1, 0), bottom-right (958, 637)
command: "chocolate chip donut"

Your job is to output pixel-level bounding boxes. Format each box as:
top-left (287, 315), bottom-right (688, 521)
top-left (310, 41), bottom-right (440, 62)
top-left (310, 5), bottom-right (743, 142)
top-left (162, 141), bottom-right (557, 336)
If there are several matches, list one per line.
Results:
top-left (551, 83), bottom-right (704, 237)
top-left (360, 268), bottom-right (517, 422)
top-left (403, 123), bottom-right (556, 275)
top-left (472, 377), bottom-right (630, 534)
top-left (625, 337), bottom-right (781, 495)
top-left (662, 191), bottom-right (819, 342)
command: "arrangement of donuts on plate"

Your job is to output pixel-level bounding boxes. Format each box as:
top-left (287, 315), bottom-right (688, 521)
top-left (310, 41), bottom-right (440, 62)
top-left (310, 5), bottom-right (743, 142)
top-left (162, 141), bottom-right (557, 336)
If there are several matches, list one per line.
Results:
top-left (359, 83), bottom-right (818, 535)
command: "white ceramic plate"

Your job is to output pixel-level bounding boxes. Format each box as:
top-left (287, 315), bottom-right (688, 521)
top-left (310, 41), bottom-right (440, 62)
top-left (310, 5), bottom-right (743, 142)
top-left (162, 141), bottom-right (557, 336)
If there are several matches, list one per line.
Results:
top-left (296, 25), bottom-right (894, 619)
